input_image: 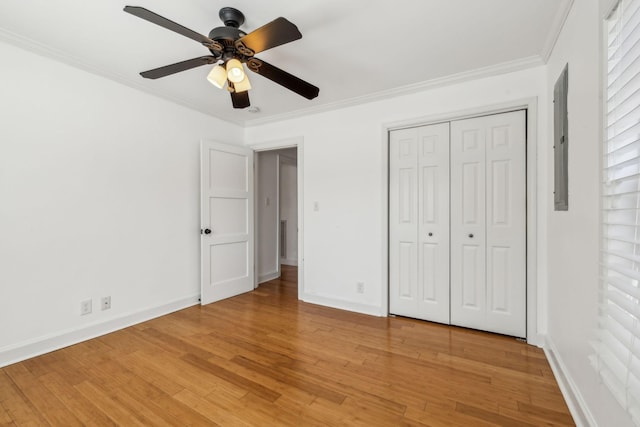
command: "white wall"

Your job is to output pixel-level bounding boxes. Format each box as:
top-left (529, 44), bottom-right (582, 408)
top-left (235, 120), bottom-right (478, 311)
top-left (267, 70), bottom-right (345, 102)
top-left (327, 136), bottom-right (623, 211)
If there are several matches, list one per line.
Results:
top-left (245, 66), bottom-right (549, 319)
top-left (279, 153), bottom-right (298, 266)
top-left (0, 40), bottom-right (243, 366)
top-left (544, 0), bottom-right (632, 425)
top-left (256, 151), bottom-right (279, 282)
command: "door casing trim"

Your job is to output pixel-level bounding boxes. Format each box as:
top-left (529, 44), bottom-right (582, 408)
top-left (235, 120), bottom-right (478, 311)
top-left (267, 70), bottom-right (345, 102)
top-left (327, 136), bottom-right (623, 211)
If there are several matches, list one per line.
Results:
top-left (249, 137), bottom-right (305, 300)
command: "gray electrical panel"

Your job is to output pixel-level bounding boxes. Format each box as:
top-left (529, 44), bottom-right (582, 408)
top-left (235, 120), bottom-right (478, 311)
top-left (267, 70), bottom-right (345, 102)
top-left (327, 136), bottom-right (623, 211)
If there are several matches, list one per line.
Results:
top-left (554, 65), bottom-right (569, 211)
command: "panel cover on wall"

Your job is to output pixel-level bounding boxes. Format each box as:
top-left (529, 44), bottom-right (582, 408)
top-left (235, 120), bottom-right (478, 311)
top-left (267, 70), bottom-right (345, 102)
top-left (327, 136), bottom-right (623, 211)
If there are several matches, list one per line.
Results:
top-left (554, 64), bottom-right (569, 211)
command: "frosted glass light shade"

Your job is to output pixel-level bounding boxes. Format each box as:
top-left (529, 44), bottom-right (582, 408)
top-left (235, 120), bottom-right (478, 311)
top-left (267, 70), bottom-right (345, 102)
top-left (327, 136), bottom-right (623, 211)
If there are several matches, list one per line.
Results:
top-left (226, 59), bottom-right (245, 83)
top-left (207, 65), bottom-right (226, 89)
top-left (233, 75), bottom-right (251, 93)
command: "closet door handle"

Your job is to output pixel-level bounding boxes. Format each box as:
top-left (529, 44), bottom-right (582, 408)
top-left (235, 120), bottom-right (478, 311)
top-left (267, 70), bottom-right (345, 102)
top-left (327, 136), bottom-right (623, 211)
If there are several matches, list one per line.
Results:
top-left (468, 233), bottom-right (474, 238)
top-left (428, 232), bottom-right (433, 237)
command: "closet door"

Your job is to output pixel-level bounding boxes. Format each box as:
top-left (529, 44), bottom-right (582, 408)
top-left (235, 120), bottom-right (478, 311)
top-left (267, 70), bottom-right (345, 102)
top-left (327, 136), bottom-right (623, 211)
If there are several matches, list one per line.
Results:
top-left (450, 110), bottom-right (526, 337)
top-left (389, 123), bottom-right (450, 323)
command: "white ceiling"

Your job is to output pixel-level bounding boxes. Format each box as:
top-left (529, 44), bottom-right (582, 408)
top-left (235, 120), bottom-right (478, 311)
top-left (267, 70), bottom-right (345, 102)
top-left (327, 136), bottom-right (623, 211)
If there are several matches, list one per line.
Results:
top-left (0, 0), bottom-right (571, 126)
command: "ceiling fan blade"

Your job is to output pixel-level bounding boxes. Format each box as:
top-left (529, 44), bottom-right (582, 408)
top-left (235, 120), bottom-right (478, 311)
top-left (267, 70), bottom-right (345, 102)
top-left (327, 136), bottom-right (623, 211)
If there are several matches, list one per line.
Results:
top-left (236, 17), bottom-right (302, 55)
top-left (230, 87), bottom-right (251, 109)
top-left (247, 58), bottom-right (319, 100)
top-left (140, 56), bottom-right (216, 79)
top-left (124, 6), bottom-right (219, 50)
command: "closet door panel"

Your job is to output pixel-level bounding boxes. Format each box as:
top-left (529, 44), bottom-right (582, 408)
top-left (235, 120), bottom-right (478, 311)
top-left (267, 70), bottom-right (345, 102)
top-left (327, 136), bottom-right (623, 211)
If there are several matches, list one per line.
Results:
top-left (450, 111), bottom-right (526, 338)
top-left (417, 123), bottom-right (450, 323)
top-left (451, 123), bottom-right (487, 329)
top-left (390, 123), bottom-right (450, 322)
top-left (485, 111), bottom-right (526, 337)
top-left (389, 128), bottom-right (419, 316)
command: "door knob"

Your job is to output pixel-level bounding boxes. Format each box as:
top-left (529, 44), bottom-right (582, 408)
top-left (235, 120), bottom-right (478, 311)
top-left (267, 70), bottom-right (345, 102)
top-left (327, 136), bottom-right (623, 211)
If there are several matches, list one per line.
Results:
top-left (428, 232), bottom-right (433, 237)
top-left (468, 233), bottom-right (474, 238)
top-left (203, 228), bottom-right (212, 235)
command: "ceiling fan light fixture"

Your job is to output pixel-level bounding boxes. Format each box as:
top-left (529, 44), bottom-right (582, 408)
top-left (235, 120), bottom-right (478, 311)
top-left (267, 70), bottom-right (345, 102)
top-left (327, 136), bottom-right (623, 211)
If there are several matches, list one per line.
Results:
top-left (233, 74), bottom-right (252, 93)
top-left (125, 6), bottom-right (320, 108)
top-left (207, 64), bottom-right (227, 89)
top-left (226, 58), bottom-right (245, 83)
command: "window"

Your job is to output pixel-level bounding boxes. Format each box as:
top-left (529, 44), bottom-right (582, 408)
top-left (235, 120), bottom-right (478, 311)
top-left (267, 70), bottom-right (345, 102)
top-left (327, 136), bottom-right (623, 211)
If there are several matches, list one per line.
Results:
top-left (592, 0), bottom-right (640, 423)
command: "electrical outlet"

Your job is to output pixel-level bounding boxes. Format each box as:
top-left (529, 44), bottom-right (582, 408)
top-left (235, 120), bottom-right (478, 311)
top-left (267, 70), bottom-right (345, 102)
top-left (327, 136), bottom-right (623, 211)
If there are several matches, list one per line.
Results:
top-left (81, 299), bottom-right (92, 315)
top-left (357, 282), bottom-right (365, 294)
top-left (101, 296), bottom-right (111, 311)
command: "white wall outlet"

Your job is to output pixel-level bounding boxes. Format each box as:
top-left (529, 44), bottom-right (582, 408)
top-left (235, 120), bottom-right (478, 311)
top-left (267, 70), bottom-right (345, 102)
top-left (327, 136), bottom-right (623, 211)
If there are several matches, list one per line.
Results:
top-left (357, 282), bottom-right (365, 294)
top-left (81, 299), bottom-right (92, 315)
top-left (101, 296), bottom-right (111, 311)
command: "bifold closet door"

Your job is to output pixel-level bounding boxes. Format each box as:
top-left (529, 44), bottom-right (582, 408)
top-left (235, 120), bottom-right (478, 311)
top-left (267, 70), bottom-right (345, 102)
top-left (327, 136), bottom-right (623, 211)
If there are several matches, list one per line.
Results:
top-left (389, 123), bottom-right (450, 323)
top-left (450, 110), bottom-right (526, 338)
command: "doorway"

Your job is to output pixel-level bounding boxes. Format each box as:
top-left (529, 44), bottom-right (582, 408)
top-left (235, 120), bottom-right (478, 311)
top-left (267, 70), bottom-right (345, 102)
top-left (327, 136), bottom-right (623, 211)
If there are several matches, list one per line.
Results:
top-left (256, 148), bottom-right (299, 285)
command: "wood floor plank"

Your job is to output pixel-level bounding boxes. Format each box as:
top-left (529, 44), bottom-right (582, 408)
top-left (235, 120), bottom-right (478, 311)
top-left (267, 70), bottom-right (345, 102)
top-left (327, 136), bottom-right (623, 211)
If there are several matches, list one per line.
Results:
top-left (173, 388), bottom-right (252, 426)
top-left (406, 404), bottom-right (497, 427)
top-left (38, 372), bottom-right (116, 427)
top-left (63, 358), bottom-right (185, 426)
top-left (117, 351), bottom-right (185, 397)
top-left (136, 349), bottom-right (243, 397)
top-left (516, 400), bottom-right (576, 425)
top-left (295, 358), bottom-right (417, 412)
top-left (180, 353), bottom-right (281, 403)
top-left (0, 372), bottom-right (49, 426)
top-left (4, 364), bottom-right (82, 426)
top-left (200, 353), bottom-right (318, 405)
top-left (0, 401), bottom-right (15, 425)
top-left (0, 265), bottom-right (574, 426)
top-left (230, 355), bottom-right (346, 404)
top-left (203, 385), bottom-right (299, 426)
top-left (455, 402), bottom-right (537, 427)
top-left (74, 381), bottom-right (148, 426)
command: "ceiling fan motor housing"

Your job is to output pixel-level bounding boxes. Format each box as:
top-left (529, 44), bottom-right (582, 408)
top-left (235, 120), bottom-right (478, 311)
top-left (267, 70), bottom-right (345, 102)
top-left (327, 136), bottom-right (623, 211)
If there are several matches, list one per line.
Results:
top-left (208, 26), bottom-right (247, 59)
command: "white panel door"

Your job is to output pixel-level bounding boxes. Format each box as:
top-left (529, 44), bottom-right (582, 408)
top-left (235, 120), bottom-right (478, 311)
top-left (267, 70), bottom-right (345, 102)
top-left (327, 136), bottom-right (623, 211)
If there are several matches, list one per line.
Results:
top-left (390, 123), bottom-right (450, 323)
top-left (450, 120), bottom-right (487, 330)
top-left (389, 128), bottom-right (418, 316)
top-left (450, 111), bottom-right (526, 337)
top-left (201, 141), bottom-right (254, 305)
top-left (485, 111), bottom-right (526, 336)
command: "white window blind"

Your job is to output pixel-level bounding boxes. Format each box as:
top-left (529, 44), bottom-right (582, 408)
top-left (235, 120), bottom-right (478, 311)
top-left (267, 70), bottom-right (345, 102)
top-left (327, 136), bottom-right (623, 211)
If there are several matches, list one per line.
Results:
top-left (593, 0), bottom-right (640, 423)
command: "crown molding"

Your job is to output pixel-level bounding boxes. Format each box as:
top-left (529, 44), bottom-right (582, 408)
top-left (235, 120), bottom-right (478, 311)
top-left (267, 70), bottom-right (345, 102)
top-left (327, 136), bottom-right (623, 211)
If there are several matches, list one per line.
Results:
top-left (540, 0), bottom-right (575, 63)
top-left (0, 25), bottom-right (549, 129)
top-left (244, 55), bottom-right (544, 127)
top-left (0, 27), bottom-right (243, 127)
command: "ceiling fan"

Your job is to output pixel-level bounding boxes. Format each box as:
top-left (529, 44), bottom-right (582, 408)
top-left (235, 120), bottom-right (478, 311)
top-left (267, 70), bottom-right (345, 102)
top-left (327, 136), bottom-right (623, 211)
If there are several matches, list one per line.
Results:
top-left (123, 5), bottom-right (320, 109)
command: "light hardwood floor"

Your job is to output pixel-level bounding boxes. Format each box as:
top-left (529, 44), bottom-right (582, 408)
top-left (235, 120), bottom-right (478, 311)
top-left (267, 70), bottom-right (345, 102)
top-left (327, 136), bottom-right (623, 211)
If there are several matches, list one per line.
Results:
top-left (0, 265), bottom-right (573, 426)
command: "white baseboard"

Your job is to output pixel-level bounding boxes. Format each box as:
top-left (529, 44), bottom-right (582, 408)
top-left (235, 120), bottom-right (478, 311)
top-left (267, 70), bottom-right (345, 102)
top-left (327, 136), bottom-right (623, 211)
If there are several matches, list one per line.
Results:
top-left (0, 294), bottom-right (200, 368)
top-left (258, 271), bottom-right (280, 284)
top-left (280, 258), bottom-right (298, 266)
top-left (301, 292), bottom-right (383, 317)
top-left (543, 335), bottom-right (596, 427)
